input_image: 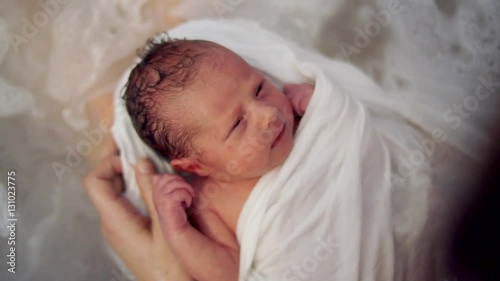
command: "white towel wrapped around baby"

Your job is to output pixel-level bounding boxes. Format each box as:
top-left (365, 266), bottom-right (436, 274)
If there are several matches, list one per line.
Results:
top-left (112, 19), bottom-right (490, 281)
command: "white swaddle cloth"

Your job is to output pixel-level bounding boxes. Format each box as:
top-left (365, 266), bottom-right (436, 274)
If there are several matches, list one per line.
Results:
top-left (112, 19), bottom-right (492, 280)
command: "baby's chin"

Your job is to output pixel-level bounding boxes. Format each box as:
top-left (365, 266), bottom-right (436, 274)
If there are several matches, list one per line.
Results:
top-left (250, 153), bottom-right (289, 177)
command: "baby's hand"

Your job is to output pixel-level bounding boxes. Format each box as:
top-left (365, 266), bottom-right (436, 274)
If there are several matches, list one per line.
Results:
top-left (152, 173), bottom-right (195, 236)
top-left (284, 83), bottom-right (314, 117)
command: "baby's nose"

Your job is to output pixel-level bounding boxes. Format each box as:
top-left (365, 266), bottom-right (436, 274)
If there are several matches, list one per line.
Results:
top-left (260, 106), bottom-right (279, 130)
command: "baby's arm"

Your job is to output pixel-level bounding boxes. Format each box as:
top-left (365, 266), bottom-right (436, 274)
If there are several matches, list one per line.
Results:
top-left (153, 174), bottom-right (239, 281)
top-left (284, 83), bottom-right (314, 116)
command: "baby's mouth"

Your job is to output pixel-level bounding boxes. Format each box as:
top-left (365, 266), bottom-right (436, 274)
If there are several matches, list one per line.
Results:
top-left (271, 123), bottom-right (285, 148)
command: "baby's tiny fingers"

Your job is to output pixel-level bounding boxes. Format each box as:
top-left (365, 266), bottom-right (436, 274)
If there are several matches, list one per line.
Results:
top-left (159, 200), bottom-right (190, 234)
top-left (168, 177), bottom-right (195, 198)
top-left (153, 173), bottom-right (181, 187)
top-left (153, 174), bottom-right (190, 192)
top-left (170, 189), bottom-right (193, 209)
top-left (183, 181), bottom-right (195, 198)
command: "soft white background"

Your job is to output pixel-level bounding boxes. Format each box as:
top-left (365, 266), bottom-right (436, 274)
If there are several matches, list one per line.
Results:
top-left (0, 0), bottom-right (498, 280)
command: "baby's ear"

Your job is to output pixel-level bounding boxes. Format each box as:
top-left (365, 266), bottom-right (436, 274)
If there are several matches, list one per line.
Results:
top-left (170, 158), bottom-right (209, 177)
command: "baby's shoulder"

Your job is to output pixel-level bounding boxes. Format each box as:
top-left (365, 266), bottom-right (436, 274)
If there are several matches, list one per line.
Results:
top-left (190, 176), bottom-right (250, 235)
top-left (189, 179), bottom-right (239, 250)
top-left (190, 176), bottom-right (228, 221)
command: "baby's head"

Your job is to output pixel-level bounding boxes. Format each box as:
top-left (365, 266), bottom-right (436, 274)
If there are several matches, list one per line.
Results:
top-left (123, 34), bottom-right (295, 182)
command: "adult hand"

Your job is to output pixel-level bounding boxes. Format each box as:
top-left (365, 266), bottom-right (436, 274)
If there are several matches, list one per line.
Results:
top-left (83, 155), bottom-right (193, 281)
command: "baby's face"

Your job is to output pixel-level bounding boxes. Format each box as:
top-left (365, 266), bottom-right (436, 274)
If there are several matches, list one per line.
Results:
top-left (173, 43), bottom-right (295, 182)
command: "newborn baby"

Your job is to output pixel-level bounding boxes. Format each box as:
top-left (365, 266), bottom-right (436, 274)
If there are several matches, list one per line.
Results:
top-left (117, 19), bottom-right (490, 281)
top-left (123, 37), bottom-right (313, 281)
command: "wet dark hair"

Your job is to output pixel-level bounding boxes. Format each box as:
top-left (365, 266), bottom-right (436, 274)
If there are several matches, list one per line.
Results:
top-left (122, 33), bottom-right (208, 159)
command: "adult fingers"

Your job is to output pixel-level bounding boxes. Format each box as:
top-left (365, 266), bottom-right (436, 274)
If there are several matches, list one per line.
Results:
top-left (83, 155), bottom-right (150, 240)
top-left (134, 159), bottom-right (161, 225)
top-left (100, 133), bottom-right (119, 159)
top-left (84, 155), bottom-right (123, 198)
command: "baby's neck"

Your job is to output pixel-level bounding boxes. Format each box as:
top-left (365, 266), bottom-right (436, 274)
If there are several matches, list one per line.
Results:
top-left (190, 173), bottom-right (258, 234)
top-left (190, 173), bottom-right (259, 194)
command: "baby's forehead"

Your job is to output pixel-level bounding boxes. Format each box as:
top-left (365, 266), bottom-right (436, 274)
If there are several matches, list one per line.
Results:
top-left (199, 47), bottom-right (255, 80)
